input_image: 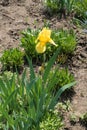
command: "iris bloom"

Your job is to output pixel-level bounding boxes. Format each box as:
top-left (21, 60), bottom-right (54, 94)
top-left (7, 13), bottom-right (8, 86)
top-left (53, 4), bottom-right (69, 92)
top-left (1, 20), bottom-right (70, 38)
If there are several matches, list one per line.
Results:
top-left (35, 28), bottom-right (57, 53)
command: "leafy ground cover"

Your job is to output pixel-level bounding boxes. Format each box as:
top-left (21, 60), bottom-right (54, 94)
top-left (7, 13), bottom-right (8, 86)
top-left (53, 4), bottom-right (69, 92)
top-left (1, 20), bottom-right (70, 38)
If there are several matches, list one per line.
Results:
top-left (0, 0), bottom-right (87, 130)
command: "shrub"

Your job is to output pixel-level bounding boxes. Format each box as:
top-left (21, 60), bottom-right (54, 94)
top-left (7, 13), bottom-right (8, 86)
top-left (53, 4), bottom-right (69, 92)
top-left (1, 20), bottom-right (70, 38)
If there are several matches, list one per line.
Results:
top-left (0, 48), bottom-right (24, 71)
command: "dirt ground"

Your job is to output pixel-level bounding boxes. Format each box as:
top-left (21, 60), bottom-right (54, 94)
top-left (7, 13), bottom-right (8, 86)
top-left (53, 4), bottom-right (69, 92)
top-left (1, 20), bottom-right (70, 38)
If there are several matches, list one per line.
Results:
top-left (0, 0), bottom-right (87, 130)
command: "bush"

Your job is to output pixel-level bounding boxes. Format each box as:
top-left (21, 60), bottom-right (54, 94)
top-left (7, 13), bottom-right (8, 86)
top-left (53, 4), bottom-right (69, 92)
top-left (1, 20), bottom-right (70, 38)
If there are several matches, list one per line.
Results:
top-left (0, 48), bottom-right (24, 71)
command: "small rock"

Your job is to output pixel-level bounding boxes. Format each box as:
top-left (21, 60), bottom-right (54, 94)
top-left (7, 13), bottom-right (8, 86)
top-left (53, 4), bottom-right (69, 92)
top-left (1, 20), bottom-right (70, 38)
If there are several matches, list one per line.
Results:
top-left (80, 35), bottom-right (85, 39)
top-left (80, 52), bottom-right (87, 58)
top-left (80, 93), bottom-right (84, 97)
top-left (72, 61), bottom-right (79, 67)
top-left (77, 55), bottom-right (82, 60)
top-left (34, 14), bottom-right (39, 17)
top-left (73, 25), bottom-right (77, 29)
top-left (1, 0), bottom-right (9, 6)
top-left (83, 29), bottom-right (87, 34)
top-left (51, 18), bottom-right (56, 22)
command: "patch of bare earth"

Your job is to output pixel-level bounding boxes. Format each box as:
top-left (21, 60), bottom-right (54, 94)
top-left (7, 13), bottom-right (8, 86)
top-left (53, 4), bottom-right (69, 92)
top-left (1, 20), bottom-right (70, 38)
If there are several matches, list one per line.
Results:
top-left (0, 0), bottom-right (87, 129)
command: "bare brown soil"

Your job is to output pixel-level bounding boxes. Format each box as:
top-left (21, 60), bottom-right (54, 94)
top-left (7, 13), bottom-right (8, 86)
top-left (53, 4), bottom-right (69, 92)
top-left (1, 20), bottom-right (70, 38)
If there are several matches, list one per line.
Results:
top-left (0, 0), bottom-right (87, 130)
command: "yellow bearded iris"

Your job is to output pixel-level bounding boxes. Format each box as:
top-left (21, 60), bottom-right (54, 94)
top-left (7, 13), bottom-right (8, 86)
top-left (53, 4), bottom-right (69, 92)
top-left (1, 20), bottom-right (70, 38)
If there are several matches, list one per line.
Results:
top-left (35, 28), bottom-right (57, 53)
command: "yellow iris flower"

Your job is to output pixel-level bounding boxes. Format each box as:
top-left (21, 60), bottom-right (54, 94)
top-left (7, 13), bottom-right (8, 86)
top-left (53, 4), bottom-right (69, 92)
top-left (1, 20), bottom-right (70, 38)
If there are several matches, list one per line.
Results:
top-left (35, 28), bottom-right (57, 53)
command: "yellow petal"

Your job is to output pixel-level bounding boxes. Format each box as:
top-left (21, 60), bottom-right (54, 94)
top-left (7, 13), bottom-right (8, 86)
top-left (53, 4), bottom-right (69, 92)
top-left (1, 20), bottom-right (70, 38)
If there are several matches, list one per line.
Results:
top-left (37, 28), bottom-right (51, 43)
top-left (35, 28), bottom-right (57, 53)
top-left (36, 42), bottom-right (46, 53)
top-left (49, 39), bottom-right (57, 46)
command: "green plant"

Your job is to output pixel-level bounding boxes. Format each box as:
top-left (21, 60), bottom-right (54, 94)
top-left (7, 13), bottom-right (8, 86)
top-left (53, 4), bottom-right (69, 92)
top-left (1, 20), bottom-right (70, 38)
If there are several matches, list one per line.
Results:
top-left (52, 29), bottom-right (77, 54)
top-left (48, 68), bottom-right (75, 93)
top-left (44, 0), bottom-right (87, 20)
top-left (20, 28), bottom-right (44, 63)
top-left (0, 48), bottom-right (76, 129)
top-left (0, 71), bottom-right (17, 81)
top-left (44, 0), bottom-right (59, 15)
top-left (58, 0), bottom-right (75, 18)
top-left (44, 0), bottom-right (76, 17)
top-left (65, 0), bottom-right (75, 15)
top-left (40, 111), bottom-right (63, 130)
top-left (20, 27), bottom-right (58, 63)
top-left (0, 48), bottom-right (24, 71)
top-left (21, 28), bottom-right (76, 64)
top-left (57, 100), bottom-right (71, 112)
top-left (74, 0), bottom-right (87, 21)
top-left (80, 112), bottom-right (87, 126)
top-left (20, 28), bottom-right (39, 60)
top-left (70, 113), bottom-right (77, 123)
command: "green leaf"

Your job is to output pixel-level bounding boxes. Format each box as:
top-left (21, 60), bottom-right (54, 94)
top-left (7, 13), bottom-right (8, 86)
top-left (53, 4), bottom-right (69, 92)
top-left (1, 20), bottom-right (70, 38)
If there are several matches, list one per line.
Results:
top-left (3, 88), bottom-right (18, 109)
top-left (49, 81), bottom-right (76, 109)
top-left (26, 55), bottom-right (35, 81)
top-left (0, 78), bottom-right (8, 97)
top-left (0, 105), bottom-right (14, 126)
top-left (25, 78), bottom-right (38, 93)
top-left (43, 47), bottom-right (61, 84)
top-left (20, 69), bottom-right (27, 97)
top-left (46, 67), bottom-right (59, 93)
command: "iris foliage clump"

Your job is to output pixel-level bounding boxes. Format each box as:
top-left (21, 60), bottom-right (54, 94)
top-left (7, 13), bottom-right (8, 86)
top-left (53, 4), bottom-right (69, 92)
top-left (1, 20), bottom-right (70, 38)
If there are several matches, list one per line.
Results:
top-left (0, 48), bottom-right (76, 129)
top-left (44, 0), bottom-right (87, 21)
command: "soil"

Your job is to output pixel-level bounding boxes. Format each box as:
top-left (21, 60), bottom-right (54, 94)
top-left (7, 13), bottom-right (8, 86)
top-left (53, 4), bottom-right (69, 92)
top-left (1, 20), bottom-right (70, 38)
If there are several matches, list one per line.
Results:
top-left (0, 0), bottom-right (87, 130)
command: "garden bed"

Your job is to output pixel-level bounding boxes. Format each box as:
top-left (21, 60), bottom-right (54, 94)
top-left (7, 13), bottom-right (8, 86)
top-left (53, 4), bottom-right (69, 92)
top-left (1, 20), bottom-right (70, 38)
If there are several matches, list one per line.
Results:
top-left (0, 0), bottom-right (87, 130)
